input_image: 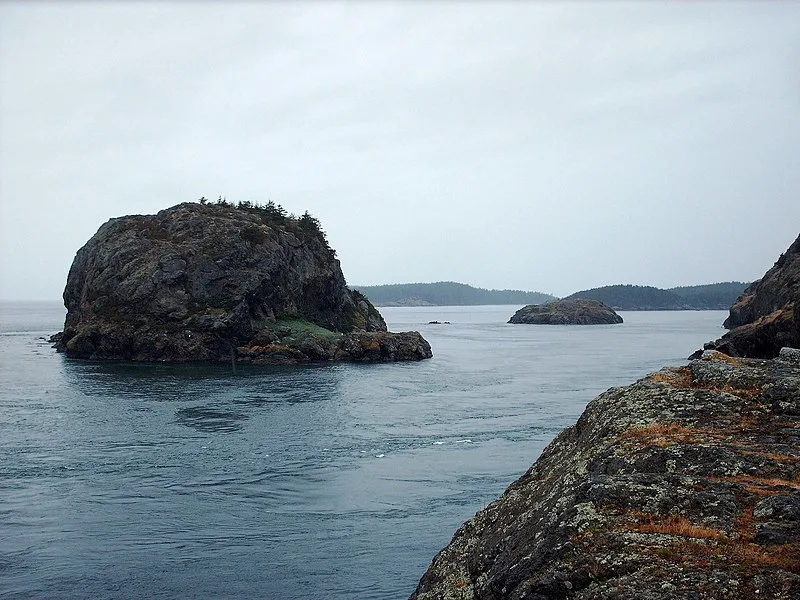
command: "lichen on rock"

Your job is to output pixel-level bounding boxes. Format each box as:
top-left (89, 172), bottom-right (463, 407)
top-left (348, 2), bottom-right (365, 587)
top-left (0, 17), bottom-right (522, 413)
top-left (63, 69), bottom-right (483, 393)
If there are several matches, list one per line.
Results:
top-left (411, 350), bottom-right (800, 599)
top-left (52, 201), bottom-right (432, 364)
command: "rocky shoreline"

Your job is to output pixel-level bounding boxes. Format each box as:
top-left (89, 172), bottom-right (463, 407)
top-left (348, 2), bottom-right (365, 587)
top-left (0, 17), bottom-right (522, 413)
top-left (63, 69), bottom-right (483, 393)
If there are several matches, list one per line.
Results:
top-left (704, 234), bottom-right (800, 359)
top-left (411, 349), bottom-right (800, 599)
top-left (412, 234), bottom-right (800, 599)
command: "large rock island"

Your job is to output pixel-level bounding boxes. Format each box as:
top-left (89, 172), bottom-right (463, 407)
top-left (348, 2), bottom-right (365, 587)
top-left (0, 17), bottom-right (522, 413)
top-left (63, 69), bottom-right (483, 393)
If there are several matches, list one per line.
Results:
top-left (508, 299), bottom-right (623, 325)
top-left (53, 201), bottom-right (432, 364)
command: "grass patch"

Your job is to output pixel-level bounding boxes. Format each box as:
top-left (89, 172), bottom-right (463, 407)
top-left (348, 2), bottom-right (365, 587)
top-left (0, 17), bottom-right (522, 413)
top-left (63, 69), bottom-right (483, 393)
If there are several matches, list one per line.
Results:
top-left (276, 317), bottom-right (341, 341)
top-left (628, 512), bottom-right (727, 541)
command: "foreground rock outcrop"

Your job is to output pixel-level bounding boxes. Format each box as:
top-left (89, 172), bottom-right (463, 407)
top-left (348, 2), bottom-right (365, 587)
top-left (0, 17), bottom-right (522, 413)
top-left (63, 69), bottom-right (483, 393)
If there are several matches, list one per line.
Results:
top-left (509, 299), bottom-right (623, 325)
top-left (411, 349), bottom-right (800, 599)
top-left (53, 201), bottom-right (432, 364)
top-left (705, 234), bottom-right (800, 358)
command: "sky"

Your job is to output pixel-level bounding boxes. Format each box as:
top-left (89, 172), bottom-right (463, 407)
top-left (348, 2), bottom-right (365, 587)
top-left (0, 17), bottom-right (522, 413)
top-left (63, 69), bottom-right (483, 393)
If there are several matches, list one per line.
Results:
top-left (1, 2), bottom-right (799, 301)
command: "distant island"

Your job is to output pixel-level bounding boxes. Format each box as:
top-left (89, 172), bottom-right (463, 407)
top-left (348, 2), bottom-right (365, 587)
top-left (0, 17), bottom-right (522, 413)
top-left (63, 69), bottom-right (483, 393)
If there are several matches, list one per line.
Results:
top-left (353, 282), bottom-right (556, 307)
top-left (508, 298), bottom-right (623, 325)
top-left (564, 282), bottom-right (749, 310)
top-left (355, 281), bottom-right (748, 310)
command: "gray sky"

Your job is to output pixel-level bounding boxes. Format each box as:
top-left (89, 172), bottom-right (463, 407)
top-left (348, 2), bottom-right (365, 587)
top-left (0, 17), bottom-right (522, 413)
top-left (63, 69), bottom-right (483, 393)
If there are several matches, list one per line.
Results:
top-left (2, 2), bottom-right (799, 301)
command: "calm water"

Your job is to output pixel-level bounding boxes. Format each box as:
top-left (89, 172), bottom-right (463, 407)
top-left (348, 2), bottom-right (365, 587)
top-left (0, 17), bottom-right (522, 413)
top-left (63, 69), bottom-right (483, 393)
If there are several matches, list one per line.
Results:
top-left (0, 302), bottom-right (727, 599)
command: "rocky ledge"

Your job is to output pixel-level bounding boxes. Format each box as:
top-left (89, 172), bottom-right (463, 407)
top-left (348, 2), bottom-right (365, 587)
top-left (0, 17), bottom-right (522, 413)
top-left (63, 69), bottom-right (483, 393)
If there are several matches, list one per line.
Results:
top-left (52, 201), bottom-right (432, 364)
top-left (509, 299), bottom-right (623, 325)
top-left (411, 348), bottom-right (800, 599)
top-left (705, 234), bottom-right (800, 359)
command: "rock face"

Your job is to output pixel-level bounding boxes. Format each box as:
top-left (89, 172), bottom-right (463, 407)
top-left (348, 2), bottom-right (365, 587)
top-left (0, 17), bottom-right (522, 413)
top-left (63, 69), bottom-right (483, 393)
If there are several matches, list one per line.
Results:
top-left (705, 234), bottom-right (800, 359)
top-left (508, 299), bottom-right (623, 325)
top-left (411, 349), bottom-right (800, 599)
top-left (53, 202), bottom-right (432, 364)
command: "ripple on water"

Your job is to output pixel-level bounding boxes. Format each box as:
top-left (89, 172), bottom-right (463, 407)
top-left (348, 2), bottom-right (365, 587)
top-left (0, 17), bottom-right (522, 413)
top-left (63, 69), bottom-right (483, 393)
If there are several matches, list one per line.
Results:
top-left (174, 406), bottom-right (247, 433)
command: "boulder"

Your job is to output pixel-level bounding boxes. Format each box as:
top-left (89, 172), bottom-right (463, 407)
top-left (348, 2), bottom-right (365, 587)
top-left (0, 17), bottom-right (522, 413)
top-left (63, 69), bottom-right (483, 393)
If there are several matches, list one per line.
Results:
top-left (705, 234), bottom-right (800, 358)
top-left (52, 201), bottom-right (432, 364)
top-left (508, 299), bottom-right (623, 325)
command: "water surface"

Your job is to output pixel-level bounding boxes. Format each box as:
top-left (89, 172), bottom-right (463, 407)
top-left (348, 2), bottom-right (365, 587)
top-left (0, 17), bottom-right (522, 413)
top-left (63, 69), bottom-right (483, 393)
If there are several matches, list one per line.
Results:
top-left (0, 302), bottom-right (726, 599)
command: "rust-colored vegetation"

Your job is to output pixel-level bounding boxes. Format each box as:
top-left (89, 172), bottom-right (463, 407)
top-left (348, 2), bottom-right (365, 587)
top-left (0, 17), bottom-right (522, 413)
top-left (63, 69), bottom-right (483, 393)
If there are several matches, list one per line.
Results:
top-left (622, 422), bottom-right (722, 448)
top-left (648, 367), bottom-right (693, 388)
top-left (700, 352), bottom-right (741, 366)
top-left (624, 508), bottom-right (800, 573)
top-left (454, 578), bottom-right (468, 590)
top-left (628, 512), bottom-right (726, 541)
top-left (710, 474), bottom-right (800, 496)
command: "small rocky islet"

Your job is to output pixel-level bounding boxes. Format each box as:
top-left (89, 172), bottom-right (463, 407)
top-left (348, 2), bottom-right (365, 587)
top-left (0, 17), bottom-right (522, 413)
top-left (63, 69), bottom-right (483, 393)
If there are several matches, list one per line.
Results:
top-left (412, 235), bottom-right (800, 599)
top-left (52, 201), bottom-right (431, 364)
top-left (508, 298), bottom-right (623, 325)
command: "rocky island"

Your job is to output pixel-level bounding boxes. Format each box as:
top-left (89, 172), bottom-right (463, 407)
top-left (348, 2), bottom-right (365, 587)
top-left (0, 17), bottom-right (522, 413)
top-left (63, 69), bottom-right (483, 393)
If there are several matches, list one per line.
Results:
top-left (412, 237), bottom-right (799, 599)
top-left (508, 299), bottom-right (623, 325)
top-left (52, 200), bottom-right (432, 364)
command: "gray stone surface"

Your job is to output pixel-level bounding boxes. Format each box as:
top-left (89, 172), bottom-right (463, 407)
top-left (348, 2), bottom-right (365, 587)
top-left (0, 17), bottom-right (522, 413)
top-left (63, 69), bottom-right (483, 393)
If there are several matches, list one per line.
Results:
top-left (53, 202), bottom-right (432, 364)
top-left (411, 351), bottom-right (799, 599)
top-left (508, 299), bottom-right (623, 325)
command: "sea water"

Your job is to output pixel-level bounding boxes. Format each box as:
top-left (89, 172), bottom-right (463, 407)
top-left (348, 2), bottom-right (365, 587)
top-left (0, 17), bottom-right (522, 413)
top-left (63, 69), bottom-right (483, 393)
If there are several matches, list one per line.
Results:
top-left (0, 302), bottom-right (727, 599)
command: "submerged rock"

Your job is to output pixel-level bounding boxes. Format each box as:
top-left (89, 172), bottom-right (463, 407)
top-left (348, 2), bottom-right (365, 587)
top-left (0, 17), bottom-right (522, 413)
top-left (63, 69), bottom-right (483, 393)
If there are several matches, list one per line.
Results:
top-left (53, 201), bottom-right (432, 364)
top-left (705, 233), bottom-right (800, 358)
top-left (508, 299), bottom-right (623, 325)
top-left (411, 350), bottom-right (800, 599)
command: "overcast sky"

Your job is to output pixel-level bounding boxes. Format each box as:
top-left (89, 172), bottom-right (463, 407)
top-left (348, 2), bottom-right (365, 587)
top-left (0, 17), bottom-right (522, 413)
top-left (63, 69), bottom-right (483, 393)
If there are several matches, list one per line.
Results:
top-left (1, 2), bottom-right (799, 301)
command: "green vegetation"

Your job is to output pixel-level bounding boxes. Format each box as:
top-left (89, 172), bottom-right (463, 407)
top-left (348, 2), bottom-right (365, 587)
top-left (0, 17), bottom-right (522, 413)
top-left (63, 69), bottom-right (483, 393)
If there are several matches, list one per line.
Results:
top-left (353, 281), bottom-right (556, 306)
top-left (275, 317), bottom-right (342, 342)
top-left (667, 282), bottom-right (749, 309)
top-left (358, 281), bottom-right (749, 309)
top-left (197, 196), bottom-right (335, 258)
top-left (565, 282), bottom-right (748, 310)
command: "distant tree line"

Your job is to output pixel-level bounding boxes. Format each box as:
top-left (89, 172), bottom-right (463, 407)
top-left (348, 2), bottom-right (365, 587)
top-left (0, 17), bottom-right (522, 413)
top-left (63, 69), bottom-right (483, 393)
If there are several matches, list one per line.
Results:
top-left (353, 282), bottom-right (556, 306)
top-left (565, 282), bottom-right (749, 310)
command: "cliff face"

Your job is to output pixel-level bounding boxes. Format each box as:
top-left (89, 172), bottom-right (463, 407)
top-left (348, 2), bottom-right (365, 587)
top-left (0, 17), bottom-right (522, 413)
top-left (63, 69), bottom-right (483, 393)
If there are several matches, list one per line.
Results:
top-left (706, 234), bottom-right (800, 358)
top-left (508, 299), bottom-right (623, 325)
top-left (54, 202), bottom-right (431, 363)
top-left (411, 349), bottom-right (800, 599)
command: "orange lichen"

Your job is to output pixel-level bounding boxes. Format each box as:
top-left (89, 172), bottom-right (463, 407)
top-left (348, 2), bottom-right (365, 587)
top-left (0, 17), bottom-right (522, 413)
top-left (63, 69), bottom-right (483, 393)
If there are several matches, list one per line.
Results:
top-left (360, 338), bottom-right (380, 351)
top-left (700, 352), bottom-right (741, 366)
top-left (648, 367), bottom-right (693, 388)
